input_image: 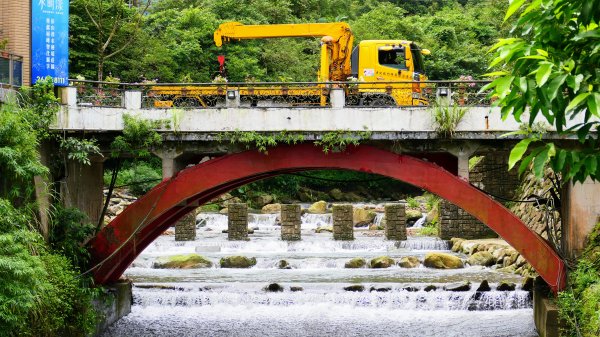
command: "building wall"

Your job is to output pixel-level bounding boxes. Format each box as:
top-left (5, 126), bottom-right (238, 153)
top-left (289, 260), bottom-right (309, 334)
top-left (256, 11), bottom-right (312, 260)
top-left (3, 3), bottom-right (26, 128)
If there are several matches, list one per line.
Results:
top-left (0, 0), bottom-right (31, 86)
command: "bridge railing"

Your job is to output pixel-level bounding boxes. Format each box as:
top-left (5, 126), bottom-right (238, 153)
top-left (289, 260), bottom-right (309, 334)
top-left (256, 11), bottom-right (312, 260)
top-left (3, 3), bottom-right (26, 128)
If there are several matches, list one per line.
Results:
top-left (66, 79), bottom-right (492, 109)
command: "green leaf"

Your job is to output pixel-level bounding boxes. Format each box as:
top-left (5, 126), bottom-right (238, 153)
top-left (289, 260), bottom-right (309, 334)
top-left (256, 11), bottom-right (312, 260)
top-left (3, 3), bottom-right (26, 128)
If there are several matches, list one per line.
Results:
top-left (509, 138), bottom-right (533, 170)
top-left (536, 49), bottom-right (548, 57)
top-left (535, 63), bottom-right (553, 86)
top-left (554, 149), bottom-right (567, 171)
top-left (483, 71), bottom-right (509, 77)
top-left (566, 92), bottom-right (591, 112)
top-left (519, 55), bottom-right (547, 60)
top-left (518, 77), bottom-right (528, 93)
top-left (489, 38), bottom-right (520, 52)
top-left (587, 93), bottom-right (600, 117)
top-left (533, 146), bottom-right (550, 178)
top-left (547, 74), bottom-right (567, 101)
top-left (504, 0), bottom-right (526, 21)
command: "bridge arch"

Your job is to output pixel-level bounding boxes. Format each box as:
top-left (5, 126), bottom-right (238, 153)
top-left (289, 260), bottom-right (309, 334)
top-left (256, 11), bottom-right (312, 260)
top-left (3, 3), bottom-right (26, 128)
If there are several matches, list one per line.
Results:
top-left (88, 144), bottom-right (566, 292)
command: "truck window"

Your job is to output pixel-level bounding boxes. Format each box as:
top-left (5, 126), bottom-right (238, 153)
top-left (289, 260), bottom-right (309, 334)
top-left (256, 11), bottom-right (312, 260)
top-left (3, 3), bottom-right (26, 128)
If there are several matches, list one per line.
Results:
top-left (410, 43), bottom-right (425, 74)
top-left (378, 48), bottom-right (406, 70)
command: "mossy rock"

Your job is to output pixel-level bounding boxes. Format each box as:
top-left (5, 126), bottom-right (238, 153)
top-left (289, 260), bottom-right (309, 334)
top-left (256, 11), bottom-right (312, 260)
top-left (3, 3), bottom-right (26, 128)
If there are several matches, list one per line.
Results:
top-left (278, 259), bottom-right (291, 269)
top-left (345, 257), bottom-right (367, 269)
top-left (307, 200), bottom-right (327, 214)
top-left (405, 209), bottom-right (423, 220)
top-left (315, 226), bottom-right (333, 233)
top-left (264, 283), bottom-right (284, 292)
top-left (423, 252), bottom-right (463, 269)
top-left (344, 284), bottom-right (365, 292)
top-left (219, 256), bottom-right (257, 268)
top-left (153, 254), bottom-right (212, 269)
top-left (497, 281), bottom-right (516, 291)
top-left (262, 203), bottom-right (281, 214)
top-left (444, 281), bottom-right (471, 291)
top-left (476, 280), bottom-right (491, 292)
top-left (468, 251), bottom-right (495, 267)
top-left (353, 208), bottom-right (377, 226)
top-left (370, 256), bottom-right (395, 268)
top-left (329, 188), bottom-right (344, 201)
top-left (398, 256), bottom-right (420, 268)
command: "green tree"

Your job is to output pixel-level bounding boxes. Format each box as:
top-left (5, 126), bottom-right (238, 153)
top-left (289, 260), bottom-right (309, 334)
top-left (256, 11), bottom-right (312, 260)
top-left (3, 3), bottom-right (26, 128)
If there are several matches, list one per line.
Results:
top-left (70, 0), bottom-right (151, 81)
top-left (485, 0), bottom-right (600, 183)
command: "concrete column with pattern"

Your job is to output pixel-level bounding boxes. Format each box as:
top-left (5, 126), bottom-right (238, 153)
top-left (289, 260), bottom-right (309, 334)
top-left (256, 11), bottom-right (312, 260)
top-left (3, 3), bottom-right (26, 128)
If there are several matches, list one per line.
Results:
top-left (385, 203), bottom-right (407, 240)
top-left (332, 204), bottom-right (354, 240)
top-left (175, 211), bottom-right (197, 241)
top-left (228, 203), bottom-right (249, 240)
top-left (280, 204), bottom-right (301, 241)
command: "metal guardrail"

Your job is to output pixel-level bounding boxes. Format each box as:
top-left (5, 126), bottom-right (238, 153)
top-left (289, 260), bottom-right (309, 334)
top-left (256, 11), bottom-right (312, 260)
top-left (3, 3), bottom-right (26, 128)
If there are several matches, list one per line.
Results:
top-left (67, 79), bottom-right (492, 108)
top-left (0, 51), bottom-right (23, 88)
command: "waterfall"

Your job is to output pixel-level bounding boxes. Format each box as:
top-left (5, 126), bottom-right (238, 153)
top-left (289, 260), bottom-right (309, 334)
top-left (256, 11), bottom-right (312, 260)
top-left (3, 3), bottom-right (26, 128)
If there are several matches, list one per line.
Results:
top-left (412, 213), bottom-right (427, 228)
top-left (397, 237), bottom-right (451, 250)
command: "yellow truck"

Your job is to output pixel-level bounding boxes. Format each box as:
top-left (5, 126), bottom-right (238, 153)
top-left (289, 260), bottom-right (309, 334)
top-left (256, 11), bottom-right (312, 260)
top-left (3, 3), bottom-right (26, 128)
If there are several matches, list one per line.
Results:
top-left (150, 22), bottom-right (430, 107)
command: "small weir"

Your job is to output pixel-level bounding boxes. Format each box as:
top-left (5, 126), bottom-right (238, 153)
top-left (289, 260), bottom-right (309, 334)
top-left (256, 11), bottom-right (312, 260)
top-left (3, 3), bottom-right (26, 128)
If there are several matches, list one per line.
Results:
top-left (104, 207), bottom-right (538, 337)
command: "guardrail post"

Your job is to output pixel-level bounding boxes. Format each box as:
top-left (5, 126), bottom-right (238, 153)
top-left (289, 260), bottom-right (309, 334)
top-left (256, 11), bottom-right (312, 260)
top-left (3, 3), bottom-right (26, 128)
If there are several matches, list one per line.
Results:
top-left (330, 87), bottom-right (345, 108)
top-left (58, 86), bottom-right (77, 107)
top-left (124, 90), bottom-right (142, 110)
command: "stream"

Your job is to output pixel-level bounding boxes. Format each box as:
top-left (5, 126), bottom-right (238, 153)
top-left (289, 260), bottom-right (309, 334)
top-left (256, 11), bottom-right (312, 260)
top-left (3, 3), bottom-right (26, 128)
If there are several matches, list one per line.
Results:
top-left (102, 210), bottom-right (538, 337)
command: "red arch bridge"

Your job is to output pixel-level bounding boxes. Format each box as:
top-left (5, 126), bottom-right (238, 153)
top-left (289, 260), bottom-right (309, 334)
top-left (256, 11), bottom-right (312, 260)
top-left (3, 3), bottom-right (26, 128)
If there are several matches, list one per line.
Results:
top-left (88, 144), bottom-right (566, 292)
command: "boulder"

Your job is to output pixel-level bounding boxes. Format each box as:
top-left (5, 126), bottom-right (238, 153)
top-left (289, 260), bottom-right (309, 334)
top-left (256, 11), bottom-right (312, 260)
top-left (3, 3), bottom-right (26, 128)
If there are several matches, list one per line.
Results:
top-left (468, 251), bottom-right (495, 267)
top-left (521, 277), bottom-right (534, 292)
top-left (424, 285), bottom-right (437, 292)
top-left (423, 252), bottom-right (464, 269)
top-left (497, 281), bottom-right (516, 291)
top-left (476, 280), bottom-right (491, 292)
top-left (345, 192), bottom-right (365, 202)
top-left (278, 259), bottom-right (291, 269)
top-left (370, 286), bottom-right (392, 292)
top-left (290, 286), bottom-right (304, 292)
top-left (219, 256), bottom-right (257, 268)
top-left (444, 281), bottom-right (471, 291)
top-left (253, 194), bottom-right (274, 207)
top-left (398, 256), bottom-right (420, 268)
top-left (153, 254), bottom-right (212, 269)
top-left (329, 188), bottom-right (344, 200)
top-left (262, 203), bottom-right (282, 214)
top-left (496, 265), bottom-right (517, 274)
top-left (353, 208), bottom-right (377, 227)
top-left (315, 226), bottom-right (333, 233)
top-left (344, 285), bottom-right (365, 292)
top-left (451, 238), bottom-right (465, 252)
top-left (370, 256), bottom-right (395, 268)
top-left (426, 207), bottom-right (438, 224)
top-left (344, 258), bottom-right (367, 269)
top-left (264, 283), bottom-right (284, 292)
top-left (402, 286), bottom-right (420, 292)
top-left (405, 209), bottom-right (422, 220)
top-left (307, 201), bottom-right (328, 214)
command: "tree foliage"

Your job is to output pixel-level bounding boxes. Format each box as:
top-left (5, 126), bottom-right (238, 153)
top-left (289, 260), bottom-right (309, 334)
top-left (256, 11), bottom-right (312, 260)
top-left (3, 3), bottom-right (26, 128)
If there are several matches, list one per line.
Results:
top-left (485, 0), bottom-right (600, 183)
top-left (70, 0), bottom-right (509, 82)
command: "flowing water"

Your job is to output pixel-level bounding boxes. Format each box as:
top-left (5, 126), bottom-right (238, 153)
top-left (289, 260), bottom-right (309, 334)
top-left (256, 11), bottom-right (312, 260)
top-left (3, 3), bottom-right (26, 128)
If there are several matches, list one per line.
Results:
top-left (103, 210), bottom-right (538, 337)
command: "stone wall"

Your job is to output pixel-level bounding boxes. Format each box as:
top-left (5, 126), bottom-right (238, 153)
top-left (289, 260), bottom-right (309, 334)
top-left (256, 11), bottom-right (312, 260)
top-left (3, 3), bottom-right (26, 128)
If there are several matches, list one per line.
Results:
top-left (280, 204), bottom-right (301, 241)
top-left (175, 211), bottom-right (197, 241)
top-left (510, 169), bottom-right (561, 240)
top-left (440, 152), bottom-right (520, 240)
top-left (385, 203), bottom-right (407, 240)
top-left (228, 203), bottom-right (249, 240)
top-left (439, 201), bottom-right (497, 239)
top-left (332, 204), bottom-right (354, 240)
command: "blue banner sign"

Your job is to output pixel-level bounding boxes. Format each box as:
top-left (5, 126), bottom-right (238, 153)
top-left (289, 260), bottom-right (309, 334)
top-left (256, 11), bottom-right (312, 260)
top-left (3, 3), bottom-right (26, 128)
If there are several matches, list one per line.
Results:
top-left (31, 0), bottom-right (69, 86)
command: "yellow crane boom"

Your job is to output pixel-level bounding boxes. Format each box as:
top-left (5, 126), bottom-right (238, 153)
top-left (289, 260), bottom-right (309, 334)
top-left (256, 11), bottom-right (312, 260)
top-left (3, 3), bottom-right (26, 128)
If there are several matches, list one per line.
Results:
top-left (214, 22), bottom-right (354, 81)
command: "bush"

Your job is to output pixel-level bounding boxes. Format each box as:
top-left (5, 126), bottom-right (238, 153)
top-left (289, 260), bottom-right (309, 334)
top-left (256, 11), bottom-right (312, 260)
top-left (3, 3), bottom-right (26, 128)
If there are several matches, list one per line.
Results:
top-left (0, 230), bottom-right (97, 336)
top-left (104, 160), bottom-right (162, 196)
top-left (49, 206), bottom-right (96, 269)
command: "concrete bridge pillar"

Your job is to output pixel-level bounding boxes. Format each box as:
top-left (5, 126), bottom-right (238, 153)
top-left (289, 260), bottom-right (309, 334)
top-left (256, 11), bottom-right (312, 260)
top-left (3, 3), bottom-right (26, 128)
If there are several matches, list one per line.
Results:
top-left (385, 203), bottom-right (407, 241)
top-left (61, 156), bottom-right (105, 225)
top-left (228, 203), bottom-right (249, 240)
top-left (332, 204), bottom-right (354, 240)
top-left (280, 204), bottom-right (301, 241)
top-left (562, 178), bottom-right (600, 259)
top-left (155, 148), bottom-right (185, 179)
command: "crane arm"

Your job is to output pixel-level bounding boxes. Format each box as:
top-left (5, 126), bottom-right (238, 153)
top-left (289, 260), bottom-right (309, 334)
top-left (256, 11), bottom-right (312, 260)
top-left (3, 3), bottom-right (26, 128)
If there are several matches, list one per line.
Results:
top-left (214, 22), bottom-right (354, 81)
